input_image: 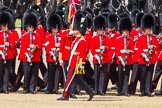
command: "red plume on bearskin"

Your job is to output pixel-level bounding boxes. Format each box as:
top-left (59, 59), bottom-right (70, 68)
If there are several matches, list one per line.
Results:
top-left (23, 9), bottom-right (38, 31)
top-left (141, 13), bottom-right (155, 29)
top-left (73, 11), bottom-right (87, 36)
top-left (0, 11), bottom-right (13, 27)
top-left (108, 13), bottom-right (119, 28)
top-left (119, 17), bottom-right (132, 33)
top-left (46, 11), bottom-right (62, 33)
top-left (136, 12), bottom-right (144, 28)
top-left (93, 15), bottom-right (107, 31)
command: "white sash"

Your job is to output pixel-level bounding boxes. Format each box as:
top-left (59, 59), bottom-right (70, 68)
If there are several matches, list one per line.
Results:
top-left (67, 37), bottom-right (84, 71)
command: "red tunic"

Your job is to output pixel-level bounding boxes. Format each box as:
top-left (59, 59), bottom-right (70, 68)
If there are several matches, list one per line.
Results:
top-left (84, 29), bottom-right (92, 53)
top-left (20, 32), bottom-right (42, 62)
top-left (90, 35), bottom-right (110, 64)
top-left (107, 31), bottom-right (120, 61)
top-left (115, 35), bottom-right (134, 65)
top-left (36, 24), bottom-right (45, 43)
top-left (59, 29), bottom-right (75, 61)
top-left (69, 36), bottom-right (87, 68)
top-left (156, 35), bottom-right (162, 60)
top-left (0, 31), bottom-right (15, 60)
top-left (10, 29), bottom-right (19, 57)
top-left (137, 34), bottom-right (158, 64)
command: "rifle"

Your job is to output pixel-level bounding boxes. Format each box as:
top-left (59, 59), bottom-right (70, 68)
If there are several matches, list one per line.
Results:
top-left (98, 29), bottom-right (106, 67)
top-left (99, 35), bottom-right (104, 67)
top-left (122, 44), bottom-right (129, 71)
top-left (145, 34), bottom-right (154, 66)
top-left (29, 32), bottom-right (33, 66)
top-left (3, 31), bottom-right (8, 64)
top-left (50, 25), bottom-right (59, 65)
top-left (119, 36), bottom-right (129, 71)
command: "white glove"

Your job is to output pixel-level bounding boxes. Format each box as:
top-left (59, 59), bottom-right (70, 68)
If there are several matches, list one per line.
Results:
top-left (118, 56), bottom-right (125, 66)
top-left (68, 30), bottom-right (74, 36)
top-left (100, 46), bottom-right (106, 50)
top-left (0, 50), bottom-right (5, 60)
top-left (49, 51), bottom-right (56, 61)
top-left (141, 53), bottom-right (149, 62)
top-left (25, 53), bottom-right (31, 63)
top-left (59, 59), bottom-right (63, 65)
top-left (94, 54), bottom-right (101, 64)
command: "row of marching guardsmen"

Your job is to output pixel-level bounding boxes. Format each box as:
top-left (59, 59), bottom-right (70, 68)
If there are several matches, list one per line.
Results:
top-left (0, 5), bottom-right (162, 101)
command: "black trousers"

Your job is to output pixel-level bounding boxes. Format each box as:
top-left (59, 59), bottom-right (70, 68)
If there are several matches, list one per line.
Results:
top-left (103, 63), bottom-right (111, 94)
top-left (15, 61), bottom-right (45, 89)
top-left (9, 57), bottom-right (17, 86)
top-left (118, 65), bottom-right (131, 94)
top-left (129, 63), bottom-right (140, 94)
top-left (23, 62), bottom-right (39, 92)
top-left (63, 67), bottom-right (93, 97)
top-left (139, 64), bottom-right (154, 94)
top-left (109, 62), bottom-right (118, 85)
top-left (152, 61), bottom-right (162, 91)
top-left (47, 62), bottom-right (57, 92)
top-left (94, 63), bottom-right (109, 93)
top-left (0, 60), bottom-right (11, 91)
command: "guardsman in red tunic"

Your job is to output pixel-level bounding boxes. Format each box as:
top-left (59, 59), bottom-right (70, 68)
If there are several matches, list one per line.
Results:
top-left (44, 12), bottom-right (62, 94)
top-left (115, 17), bottom-right (134, 96)
top-left (104, 13), bottom-right (120, 93)
top-left (90, 15), bottom-right (110, 95)
top-left (0, 11), bottom-right (15, 94)
top-left (137, 14), bottom-right (158, 96)
top-left (129, 12), bottom-right (144, 95)
top-left (152, 13), bottom-right (162, 95)
top-left (30, 5), bottom-right (47, 90)
top-left (57, 11), bottom-right (95, 101)
top-left (20, 10), bottom-right (42, 94)
top-left (3, 8), bottom-right (19, 90)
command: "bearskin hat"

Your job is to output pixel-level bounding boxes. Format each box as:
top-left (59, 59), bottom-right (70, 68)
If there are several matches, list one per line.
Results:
top-left (5, 9), bottom-right (16, 29)
top-left (0, 11), bottom-right (13, 27)
top-left (57, 4), bottom-right (66, 12)
top-left (119, 17), bottom-right (132, 33)
top-left (83, 10), bottom-right (93, 29)
top-left (46, 11), bottom-right (62, 33)
top-left (136, 12), bottom-right (144, 27)
top-left (130, 9), bottom-right (140, 24)
top-left (99, 8), bottom-right (110, 14)
top-left (73, 11), bottom-right (87, 36)
top-left (23, 9), bottom-right (38, 31)
top-left (0, 6), bottom-right (8, 12)
top-left (141, 13), bottom-right (155, 29)
top-left (119, 12), bottom-right (130, 19)
top-left (108, 14), bottom-right (119, 28)
top-left (93, 15), bottom-right (107, 31)
top-left (56, 10), bottom-right (68, 28)
top-left (30, 5), bottom-right (45, 20)
top-left (84, 8), bottom-right (94, 18)
top-left (160, 13), bottom-right (162, 27)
